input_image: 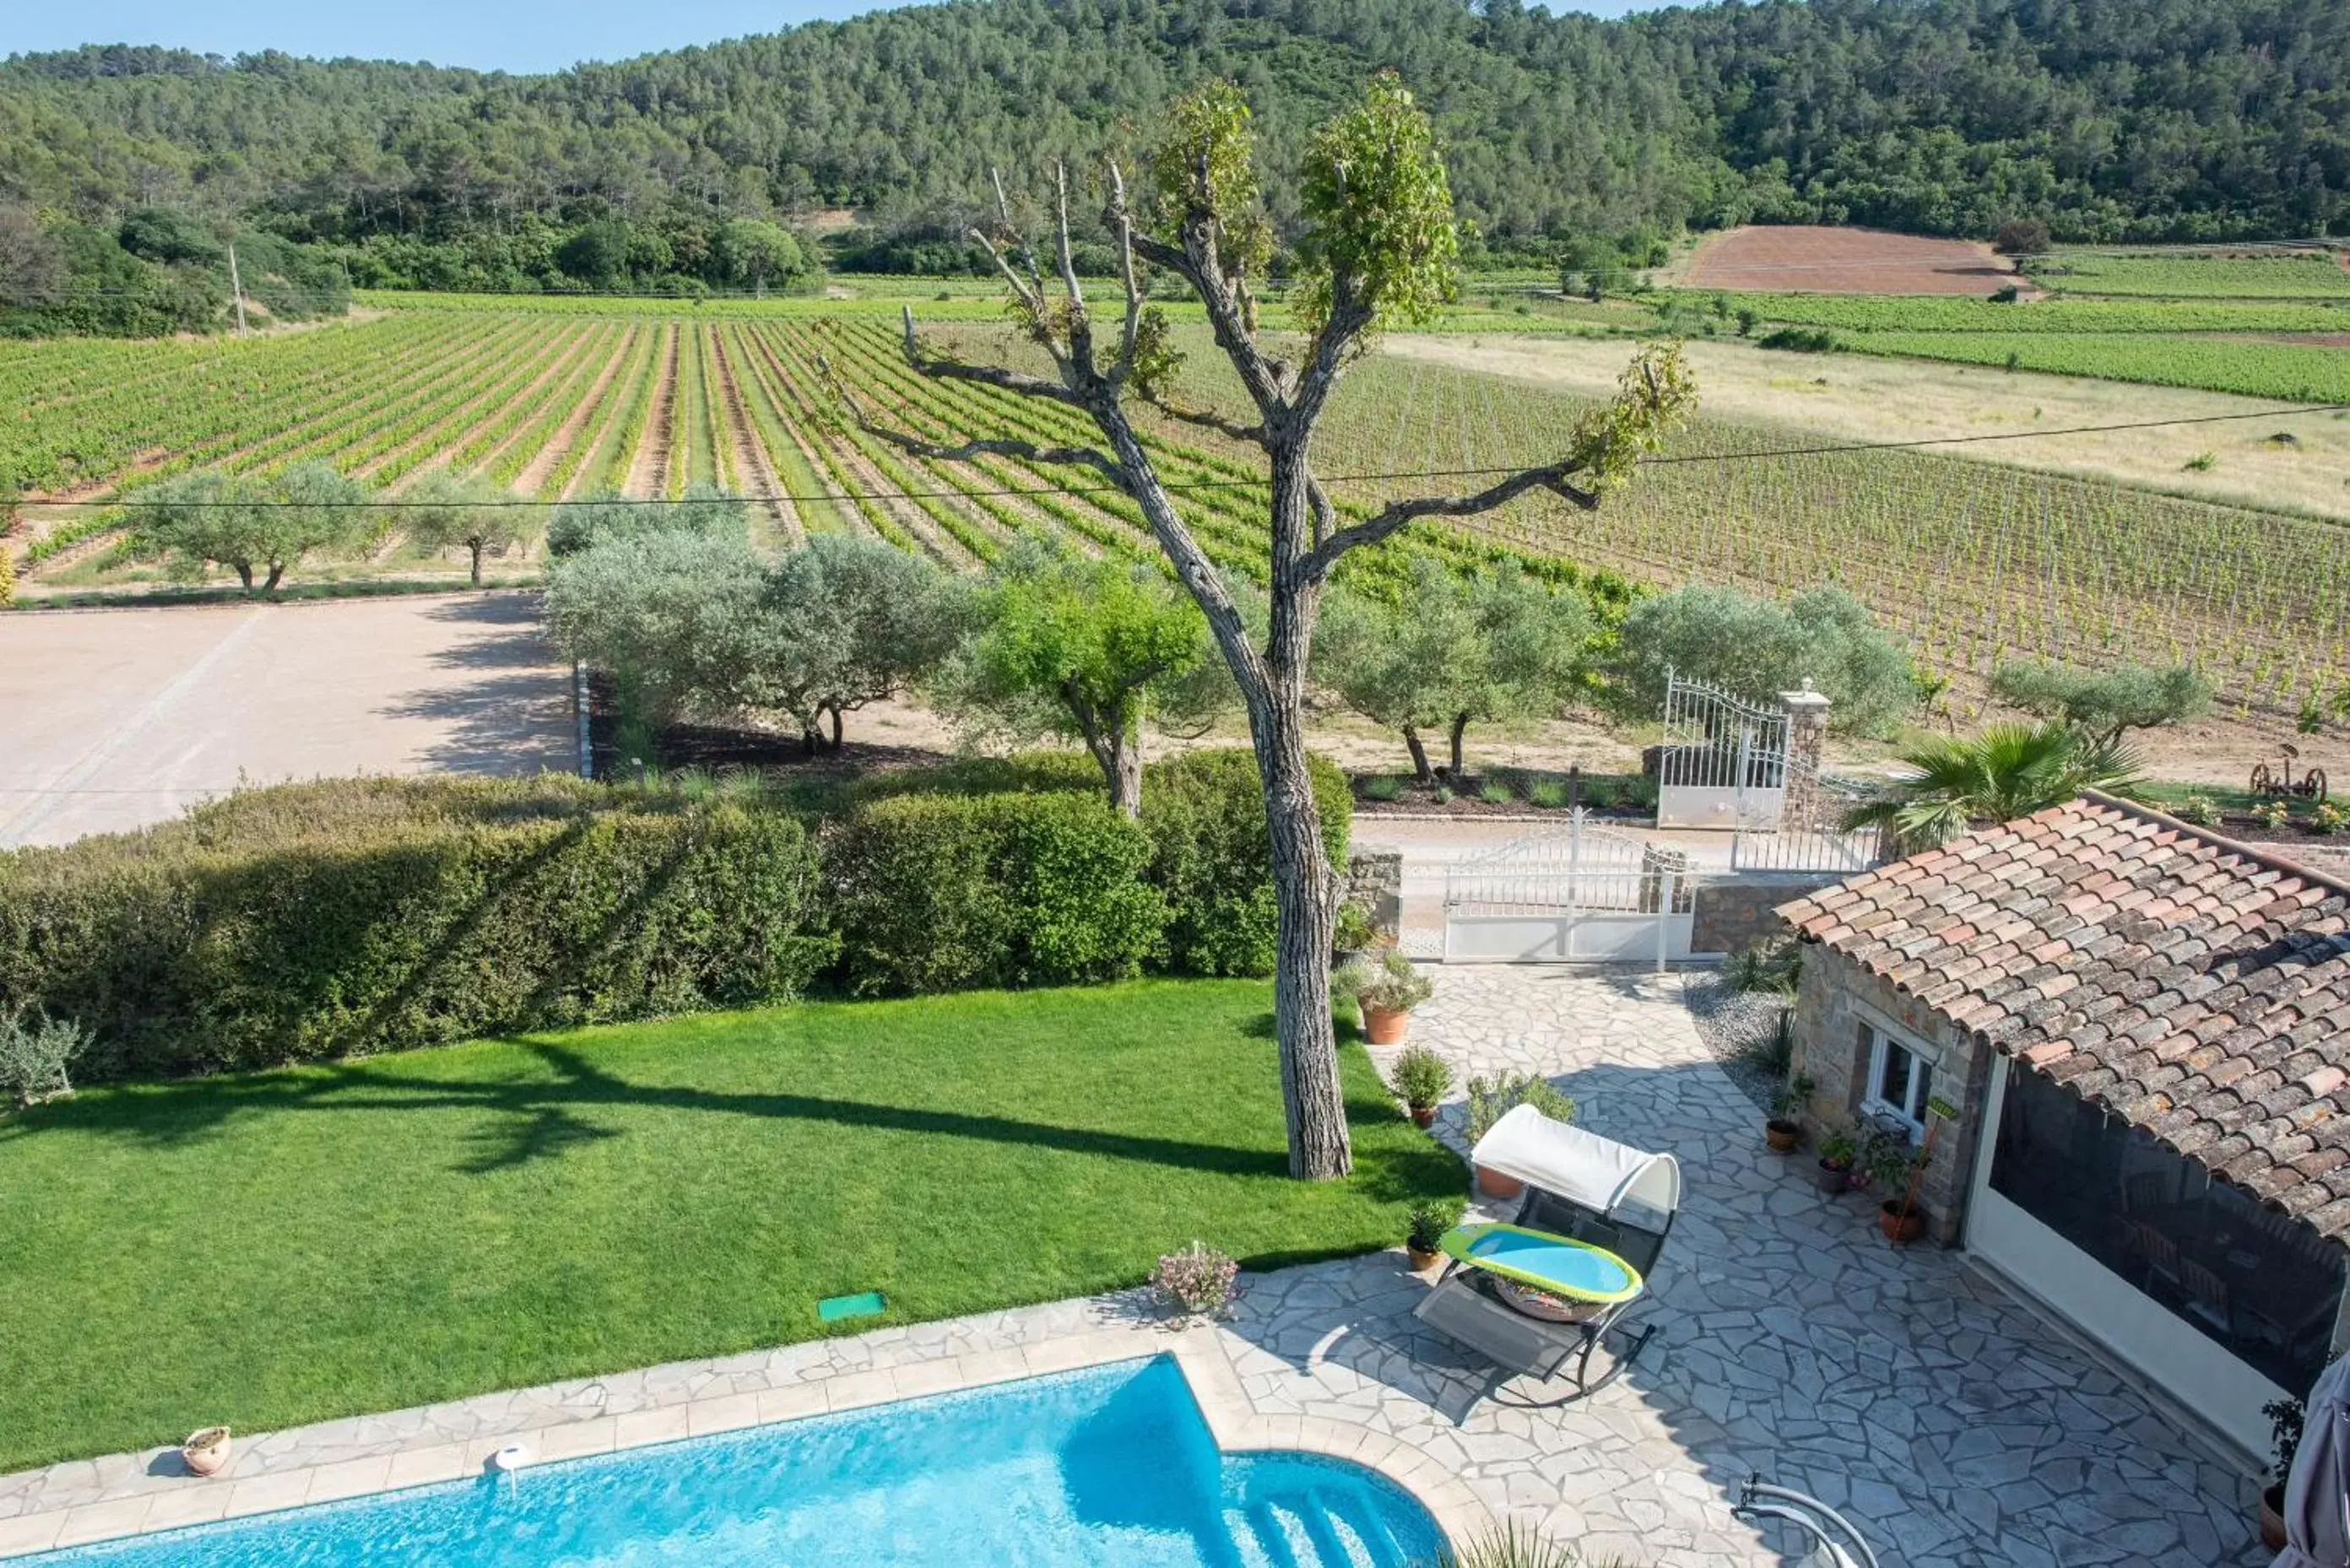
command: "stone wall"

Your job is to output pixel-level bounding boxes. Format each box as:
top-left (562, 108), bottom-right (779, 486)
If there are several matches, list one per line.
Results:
top-left (1688, 873), bottom-right (1842, 956)
top-left (1344, 851), bottom-right (1403, 944)
top-left (1787, 947), bottom-right (1995, 1246)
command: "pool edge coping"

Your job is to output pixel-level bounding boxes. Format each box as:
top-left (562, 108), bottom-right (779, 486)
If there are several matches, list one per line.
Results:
top-left (0, 1306), bottom-right (1493, 1560)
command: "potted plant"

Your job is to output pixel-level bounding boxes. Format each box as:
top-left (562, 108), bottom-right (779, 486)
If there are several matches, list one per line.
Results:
top-left (1871, 1136), bottom-right (1930, 1244)
top-left (181, 1425), bottom-right (231, 1478)
top-left (1815, 1125), bottom-right (1858, 1196)
top-left (1405, 1199), bottom-right (1463, 1272)
top-left (1766, 1074), bottom-right (1813, 1153)
top-left (1151, 1241), bottom-right (1241, 1325)
top-left (1337, 950), bottom-right (1434, 1046)
top-left (1390, 1046), bottom-right (1453, 1129)
top-left (1464, 1073), bottom-right (1578, 1199)
top-left (2262, 1395), bottom-right (2304, 1550)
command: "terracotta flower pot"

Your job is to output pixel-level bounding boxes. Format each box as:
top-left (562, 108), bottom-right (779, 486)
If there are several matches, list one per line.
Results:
top-left (1765, 1118), bottom-right (1801, 1154)
top-left (1363, 1003), bottom-right (1411, 1046)
top-left (2261, 1484), bottom-right (2288, 1552)
top-left (1405, 1244), bottom-right (1443, 1273)
top-left (1410, 1105), bottom-right (1437, 1130)
top-left (181, 1426), bottom-right (231, 1478)
top-left (1476, 1165), bottom-right (1524, 1202)
top-left (1878, 1200), bottom-right (1927, 1246)
top-left (1816, 1159), bottom-right (1852, 1196)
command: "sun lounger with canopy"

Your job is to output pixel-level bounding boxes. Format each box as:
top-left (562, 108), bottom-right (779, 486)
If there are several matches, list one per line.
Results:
top-left (1413, 1105), bottom-right (1681, 1403)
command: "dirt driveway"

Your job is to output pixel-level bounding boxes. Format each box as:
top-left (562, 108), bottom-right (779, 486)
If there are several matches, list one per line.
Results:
top-left (0, 592), bottom-right (575, 847)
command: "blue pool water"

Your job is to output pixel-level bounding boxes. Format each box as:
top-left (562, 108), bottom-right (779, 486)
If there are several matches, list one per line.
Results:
top-left (39, 1357), bottom-right (1443, 1566)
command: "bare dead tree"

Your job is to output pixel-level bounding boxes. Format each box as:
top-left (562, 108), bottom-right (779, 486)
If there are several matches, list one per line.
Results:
top-left (850, 76), bottom-right (1695, 1179)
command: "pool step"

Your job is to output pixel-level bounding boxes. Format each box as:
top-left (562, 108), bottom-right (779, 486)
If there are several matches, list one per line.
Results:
top-left (1225, 1490), bottom-right (1403, 1568)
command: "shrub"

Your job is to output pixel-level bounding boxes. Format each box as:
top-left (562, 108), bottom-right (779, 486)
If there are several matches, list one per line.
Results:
top-left (2256, 799), bottom-right (2290, 830)
top-left (1528, 779), bottom-right (1572, 809)
top-left (1478, 779), bottom-right (1515, 804)
top-left (2175, 792), bottom-right (2223, 826)
top-left (1464, 1072), bottom-right (1576, 1144)
top-left (0, 777), bottom-right (833, 1080)
top-left (1757, 326), bottom-right (1838, 352)
top-left (1152, 1241), bottom-right (1240, 1321)
top-left (826, 790), bottom-right (1165, 995)
top-left (1360, 774), bottom-right (1405, 803)
top-left (1389, 1046), bottom-right (1454, 1111)
top-left (1992, 218), bottom-right (2050, 257)
top-left (1140, 749), bottom-right (1348, 978)
top-left (0, 1011), bottom-right (89, 1108)
top-left (1725, 935), bottom-right (1802, 996)
top-left (1334, 901), bottom-right (1378, 952)
top-left (2313, 803), bottom-right (2346, 836)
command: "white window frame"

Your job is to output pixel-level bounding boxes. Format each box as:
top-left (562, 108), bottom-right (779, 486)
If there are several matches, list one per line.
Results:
top-left (1860, 1022), bottom-right (1935, 1140)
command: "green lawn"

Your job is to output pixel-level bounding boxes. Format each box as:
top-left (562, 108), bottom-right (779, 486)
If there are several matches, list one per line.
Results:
top-left (0, 981), bottom-right (1458, 1473)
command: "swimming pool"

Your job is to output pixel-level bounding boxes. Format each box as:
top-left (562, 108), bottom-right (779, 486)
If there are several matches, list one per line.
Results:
top-left (33, 1356), bottom-right (1443, 1566)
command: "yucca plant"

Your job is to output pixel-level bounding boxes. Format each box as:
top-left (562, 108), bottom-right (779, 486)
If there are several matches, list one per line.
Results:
top-left (1844, 721), bottom-right (2145, 851)
top-left (1421, 1521), bottom-right (1626, 1568)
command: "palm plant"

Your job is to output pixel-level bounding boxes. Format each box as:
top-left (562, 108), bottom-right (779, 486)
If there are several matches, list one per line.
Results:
top-left (1844, 721), bottom-right (2145, 851)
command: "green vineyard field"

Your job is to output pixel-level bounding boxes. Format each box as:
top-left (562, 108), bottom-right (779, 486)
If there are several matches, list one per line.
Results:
top-left (7, 300), bottom-right (2349, 719)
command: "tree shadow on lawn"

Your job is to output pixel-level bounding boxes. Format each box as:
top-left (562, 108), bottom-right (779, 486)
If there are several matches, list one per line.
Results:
top-left (13, 1031), bottom-right (1458, 1204)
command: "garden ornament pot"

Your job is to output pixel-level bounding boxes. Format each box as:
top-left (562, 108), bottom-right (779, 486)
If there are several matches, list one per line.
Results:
top-left (1476, 1165), bottom-right (1524, 1202)
top-left (181, 1426), bottom-right (231, 1478)
top-left (1411, 1105), bottom-right (1437, 1130)
top-left (1405, 1244), bottom-right (1443, 1273)
top-left (1765, 1118), bottom-right (1801, 1154)
top-left (1816, 1159), bottom-right (1852, 1196)
top-left (2261, 1483), bottom-right (2288, 1551)
top-left (1878, 1201), bottom-right (1927, 1245)
top-left (1363, 1003), bottom-right (1411, 1046)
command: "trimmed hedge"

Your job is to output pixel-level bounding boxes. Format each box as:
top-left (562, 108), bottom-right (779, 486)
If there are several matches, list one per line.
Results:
top-left (0, 749), bottom-right (1351, 1080)
top-left (0, 779), bottom-right (832, 1080)
top-left (827, 792), bottom-right (1165, 994)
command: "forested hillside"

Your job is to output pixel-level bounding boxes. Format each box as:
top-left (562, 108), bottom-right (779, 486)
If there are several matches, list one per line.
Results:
top-left (2, 0), bottom-right (2344, 297)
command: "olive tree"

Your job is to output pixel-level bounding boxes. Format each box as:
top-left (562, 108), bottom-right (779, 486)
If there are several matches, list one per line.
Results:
top-left (1606, 583), bottom-right (1914, 736)
top-left (847, 74), bottom-right (1694, 1178)
top-left (934, 533), bottom-right (1228, 815)
top-left (124, 461), bottom-right (365, 592)
top-left (1318, 556), bottom-right (1594, 781)
top-left (1990, 657), bottom-right (2213, 746)
top-left (400, 469), bottom-right (530, 587)
top-left (748, 533), bottom-right (967, 754)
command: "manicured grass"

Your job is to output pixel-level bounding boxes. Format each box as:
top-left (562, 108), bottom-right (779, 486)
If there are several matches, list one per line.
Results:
top-left (0, 981), bottom-right (1458, 1473)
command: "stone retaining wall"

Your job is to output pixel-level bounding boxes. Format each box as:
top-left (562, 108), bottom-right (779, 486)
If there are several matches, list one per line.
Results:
top-left (1688, 872), bottom-right (1842, 956)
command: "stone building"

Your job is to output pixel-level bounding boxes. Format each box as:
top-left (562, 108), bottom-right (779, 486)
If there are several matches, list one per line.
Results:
top-left (1778, 791), bottom-right (2350, 1459)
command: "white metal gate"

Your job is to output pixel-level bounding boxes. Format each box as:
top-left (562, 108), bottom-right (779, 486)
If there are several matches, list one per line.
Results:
top-left (1443, 811), bottom-right (1692, 966)
top-left (1656, 673), bottom-right (1789, 830)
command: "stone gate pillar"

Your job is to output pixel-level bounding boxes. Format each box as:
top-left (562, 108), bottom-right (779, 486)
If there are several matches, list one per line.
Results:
top-left (1779, 682), bottom-right (1833, 831)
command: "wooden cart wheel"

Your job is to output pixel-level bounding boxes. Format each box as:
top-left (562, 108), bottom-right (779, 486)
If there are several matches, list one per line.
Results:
top-left (2250, 763), bottom-right (2274, 797)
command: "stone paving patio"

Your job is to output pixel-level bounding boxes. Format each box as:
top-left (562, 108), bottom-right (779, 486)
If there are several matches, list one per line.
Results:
top-left (0, 967), bottom-right (2268, 1565)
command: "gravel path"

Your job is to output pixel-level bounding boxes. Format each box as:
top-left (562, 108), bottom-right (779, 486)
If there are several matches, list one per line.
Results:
top-left (1681, 972), bottom-right (1793, 1113)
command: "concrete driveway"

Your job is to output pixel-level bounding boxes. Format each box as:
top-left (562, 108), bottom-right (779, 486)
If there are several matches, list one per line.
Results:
top-left (0, 593), bottom-right (575, 847)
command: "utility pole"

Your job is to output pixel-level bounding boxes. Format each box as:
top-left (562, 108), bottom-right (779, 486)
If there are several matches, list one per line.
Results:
top-left (227, 244), bottom-right (249, 338)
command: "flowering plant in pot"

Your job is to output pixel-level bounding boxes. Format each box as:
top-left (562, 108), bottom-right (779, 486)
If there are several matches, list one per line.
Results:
top-left (1814, 1125), bottom-right (1858, 1195)
top-left (1152, 1241), bottom-right (1240, 1324)
top-left (1389, 1046), bottom-right (1453, 1129)
top-left (1337, 950), bottom-right (1434, 1045)
top-left (1405, 1199), bottom-right (1464, 1272)
top-left (1766, 1074), bottom-right (1812, 1153)
top-left (1464, 1073), bottom-right (1577, 1199)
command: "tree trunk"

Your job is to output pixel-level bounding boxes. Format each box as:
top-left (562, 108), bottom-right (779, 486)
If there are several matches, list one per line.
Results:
top-left (234, 562), bottom-right (254, 592)
top-left (468, 541), bottom-right (485, 588)
top-left (822, 700), bottom-right (844, 754)
top-left (1257, 446), bottom-right (1351, 1180)
top-left (1402, 727), bottom-right (1434, 785)
top-left (1449, 712), bottom-right (1470, 779)
top-left (1064, 679), bottom-right (1143, 819)
top-left (262, 563), bottom-right (284, 592)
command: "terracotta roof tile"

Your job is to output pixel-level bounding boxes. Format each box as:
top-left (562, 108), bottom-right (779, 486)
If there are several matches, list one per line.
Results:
top-left (1789, 792), bottom-right (2350, 1241)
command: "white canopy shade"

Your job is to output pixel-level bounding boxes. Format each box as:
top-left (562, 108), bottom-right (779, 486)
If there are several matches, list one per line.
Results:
top-left (1470, 1104), bottom-right (1682, 1228)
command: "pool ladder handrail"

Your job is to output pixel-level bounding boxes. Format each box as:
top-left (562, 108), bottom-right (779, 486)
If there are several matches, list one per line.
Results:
top-left (1732, 1473), bottom-right (1881, 1568)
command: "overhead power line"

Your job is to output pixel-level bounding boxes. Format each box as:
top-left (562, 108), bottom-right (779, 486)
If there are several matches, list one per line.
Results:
top-left (23, 402), bottom-right (2349, 511)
